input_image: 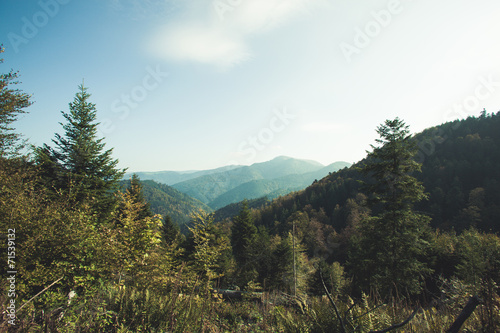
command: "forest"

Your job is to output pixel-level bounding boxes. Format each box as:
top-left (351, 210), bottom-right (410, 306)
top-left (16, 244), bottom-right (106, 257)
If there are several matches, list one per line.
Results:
top-left (1, 46), bottom-right (500, 332)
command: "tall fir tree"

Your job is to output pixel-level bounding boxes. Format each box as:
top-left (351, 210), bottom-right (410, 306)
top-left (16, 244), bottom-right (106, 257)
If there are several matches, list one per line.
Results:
top-left (349, 118), bottom-right (432, 299)
top-left (35, 84), bottom-right (125, 219)
top-left (128, 173), bottom-right (153, 220)
top-left (231, 200), bottom-right (259, 285)
top-left (162, 214), bottom-right (181, 244)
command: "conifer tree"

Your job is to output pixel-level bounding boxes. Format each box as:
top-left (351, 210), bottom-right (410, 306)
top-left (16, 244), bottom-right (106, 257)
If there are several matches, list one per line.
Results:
top-left (35, 84), bottom-right (125, 218)
top-left (231, 201), bottom-right (257, 262)
top-left (128, 173), bottom-right (153, 219)
top-left (349, 118), bottom-right (432, 298)
top-left (267, 235), bottom-right (294, 291)
top-left (114, 186), bottom-right (163, 280)
top-left (189, 213), bottom-right (230, 287)
top-left (0, 45), bottom-right (32, 158)
top-left (162, 214), bottom-right (180, 244)
top-left (231, 200), bottom-right (259, 284)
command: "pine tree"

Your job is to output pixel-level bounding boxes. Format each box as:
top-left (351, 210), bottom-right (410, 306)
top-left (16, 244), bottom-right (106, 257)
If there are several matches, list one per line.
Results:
top-left (0, 45), bottom-right (32, 158)
top-left (267, 235), bottom-right (294, 291)
top-left (231, 201), bottom-right (257, 262)
top-left (35, 84), bottom-right (125, 218)
top-left (231, 200), bottom-right (259, 285)
top-left (128, 174), bottom-right (153, 220)
top-left (349, 118), bottom-right (432, 298)
top-left (162, 214), bottom-right (180, 244)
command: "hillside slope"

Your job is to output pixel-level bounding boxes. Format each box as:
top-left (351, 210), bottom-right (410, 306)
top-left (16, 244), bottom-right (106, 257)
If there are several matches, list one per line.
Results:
top-left (171, 156), bottom-right (335, 207)
top-left (209, 161), bottom-right (351, 209)
top-left (251, 113), bottom-right (500, 234)
top-left (121, 179), bottom-right (212, 225)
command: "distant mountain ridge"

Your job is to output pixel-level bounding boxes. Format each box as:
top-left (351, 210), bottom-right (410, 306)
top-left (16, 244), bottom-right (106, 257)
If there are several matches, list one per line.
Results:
top-left (125, 165), bottom-right (241, 185)
top-left (208, 161), bottom-right (351, 209)
top-left (126, 156), bottom-right (351, 210)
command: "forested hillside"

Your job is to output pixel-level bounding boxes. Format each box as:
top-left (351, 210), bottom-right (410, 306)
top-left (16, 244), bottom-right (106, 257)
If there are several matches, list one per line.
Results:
top-left (251, 113), bottom-right (500, 234)
top-left (120, 178), bottom-right (212, 225)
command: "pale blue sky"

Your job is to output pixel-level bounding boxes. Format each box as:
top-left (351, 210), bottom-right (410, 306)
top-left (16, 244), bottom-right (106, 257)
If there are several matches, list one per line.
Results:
top-left (2, 0), bottom-right (500, 171)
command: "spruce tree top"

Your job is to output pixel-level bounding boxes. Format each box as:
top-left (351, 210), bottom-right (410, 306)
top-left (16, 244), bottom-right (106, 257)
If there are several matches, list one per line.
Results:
top-left (37, 84), bottom-right (125, 208)
top-left (362, 117), bottom-right (427, 212)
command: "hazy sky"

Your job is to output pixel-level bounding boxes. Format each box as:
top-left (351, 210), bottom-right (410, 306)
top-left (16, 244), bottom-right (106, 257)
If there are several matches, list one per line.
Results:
top-left (2, 0), bottom-right (500, 171)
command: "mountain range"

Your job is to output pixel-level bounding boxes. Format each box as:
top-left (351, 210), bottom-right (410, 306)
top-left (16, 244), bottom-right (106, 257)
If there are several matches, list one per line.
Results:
top-left (126, 156), bottom-right (351, 211)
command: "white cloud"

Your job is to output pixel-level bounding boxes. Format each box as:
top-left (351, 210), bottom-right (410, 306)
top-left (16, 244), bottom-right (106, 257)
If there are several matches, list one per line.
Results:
top-left (149, 22), bottom-right (251, 68)
top-left (148, 0), bottom-right (323, 67)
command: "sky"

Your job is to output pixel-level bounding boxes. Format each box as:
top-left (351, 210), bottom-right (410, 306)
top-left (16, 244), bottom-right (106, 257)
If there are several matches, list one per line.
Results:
top-left (1, 0), bottom-right (500, 172)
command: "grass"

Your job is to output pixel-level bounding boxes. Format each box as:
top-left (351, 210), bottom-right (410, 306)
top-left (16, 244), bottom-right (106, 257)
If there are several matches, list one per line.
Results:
top-left (2, 281), bottom-right (498, 332)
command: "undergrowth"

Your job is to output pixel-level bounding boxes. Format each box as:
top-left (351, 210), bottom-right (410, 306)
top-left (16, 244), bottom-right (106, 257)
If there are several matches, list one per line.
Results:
top-left (1, 281), bottom-right (498, 332)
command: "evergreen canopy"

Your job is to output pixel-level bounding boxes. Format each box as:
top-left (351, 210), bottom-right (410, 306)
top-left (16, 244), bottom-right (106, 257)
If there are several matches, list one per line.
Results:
top-left (0, 45), bottom-right (32, 158)
top-left (350, 118), bottom-right (432, 298)
top-left (36, 84), bottom-right (125, 215)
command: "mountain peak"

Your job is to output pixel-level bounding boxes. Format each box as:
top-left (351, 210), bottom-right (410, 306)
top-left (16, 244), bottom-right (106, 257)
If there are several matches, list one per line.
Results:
top-left (266, 155), bottom-right (325, 167)
top-left (272, 155), bottom-right (292, 161)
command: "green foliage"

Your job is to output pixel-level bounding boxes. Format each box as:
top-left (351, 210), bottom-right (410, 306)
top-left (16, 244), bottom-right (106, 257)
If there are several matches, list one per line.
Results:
top-left (456, 228), bottom-right (500, 287)
top-left (188, 213), bottom-right (230, 286)
top-left (127, 179), bottom-right (212, 227)
top-left (231, 201), bottom-right (257, 258)
top-left (231, 200), bottom-right (260, 286)
top-left (310, 261), bottom-right (350, 298)
top-left (1, 163), bottom-right (111, 296)
top-left (127, 174), bottom-right (154, 219)
top-left (112, 187), bottom-right (163, 282)
top-left (35, 84), bottom-right (125, 220)
top-left (427, 230), bottom-right (461, 285)
top-left (161, 214), bottom-right (181, 244)
top-left (0, 150), bottom-right (172, 328)
top-left (0, 45), bottom-right (32, 158)
top-left (262, 231), bottom-right (314, 296)
top-left (361, 118), bottom-right (428, 210)
top-left (350, 118), bottom-right (432, 298)
top-left (454, 228), bottom-right (500, 330)
top-left (213, 196), bottom-right (270, 222)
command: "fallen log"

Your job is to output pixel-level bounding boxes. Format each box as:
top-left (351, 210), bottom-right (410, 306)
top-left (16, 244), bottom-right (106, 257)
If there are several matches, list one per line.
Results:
top-left (446, 295), bottom-right (483, 333)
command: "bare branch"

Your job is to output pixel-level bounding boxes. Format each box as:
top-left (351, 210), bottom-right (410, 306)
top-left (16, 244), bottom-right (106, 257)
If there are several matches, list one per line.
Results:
top-left (16, 276), bottom-right (64, 313)
top-left (320, 269), bottom-right (347, 333)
